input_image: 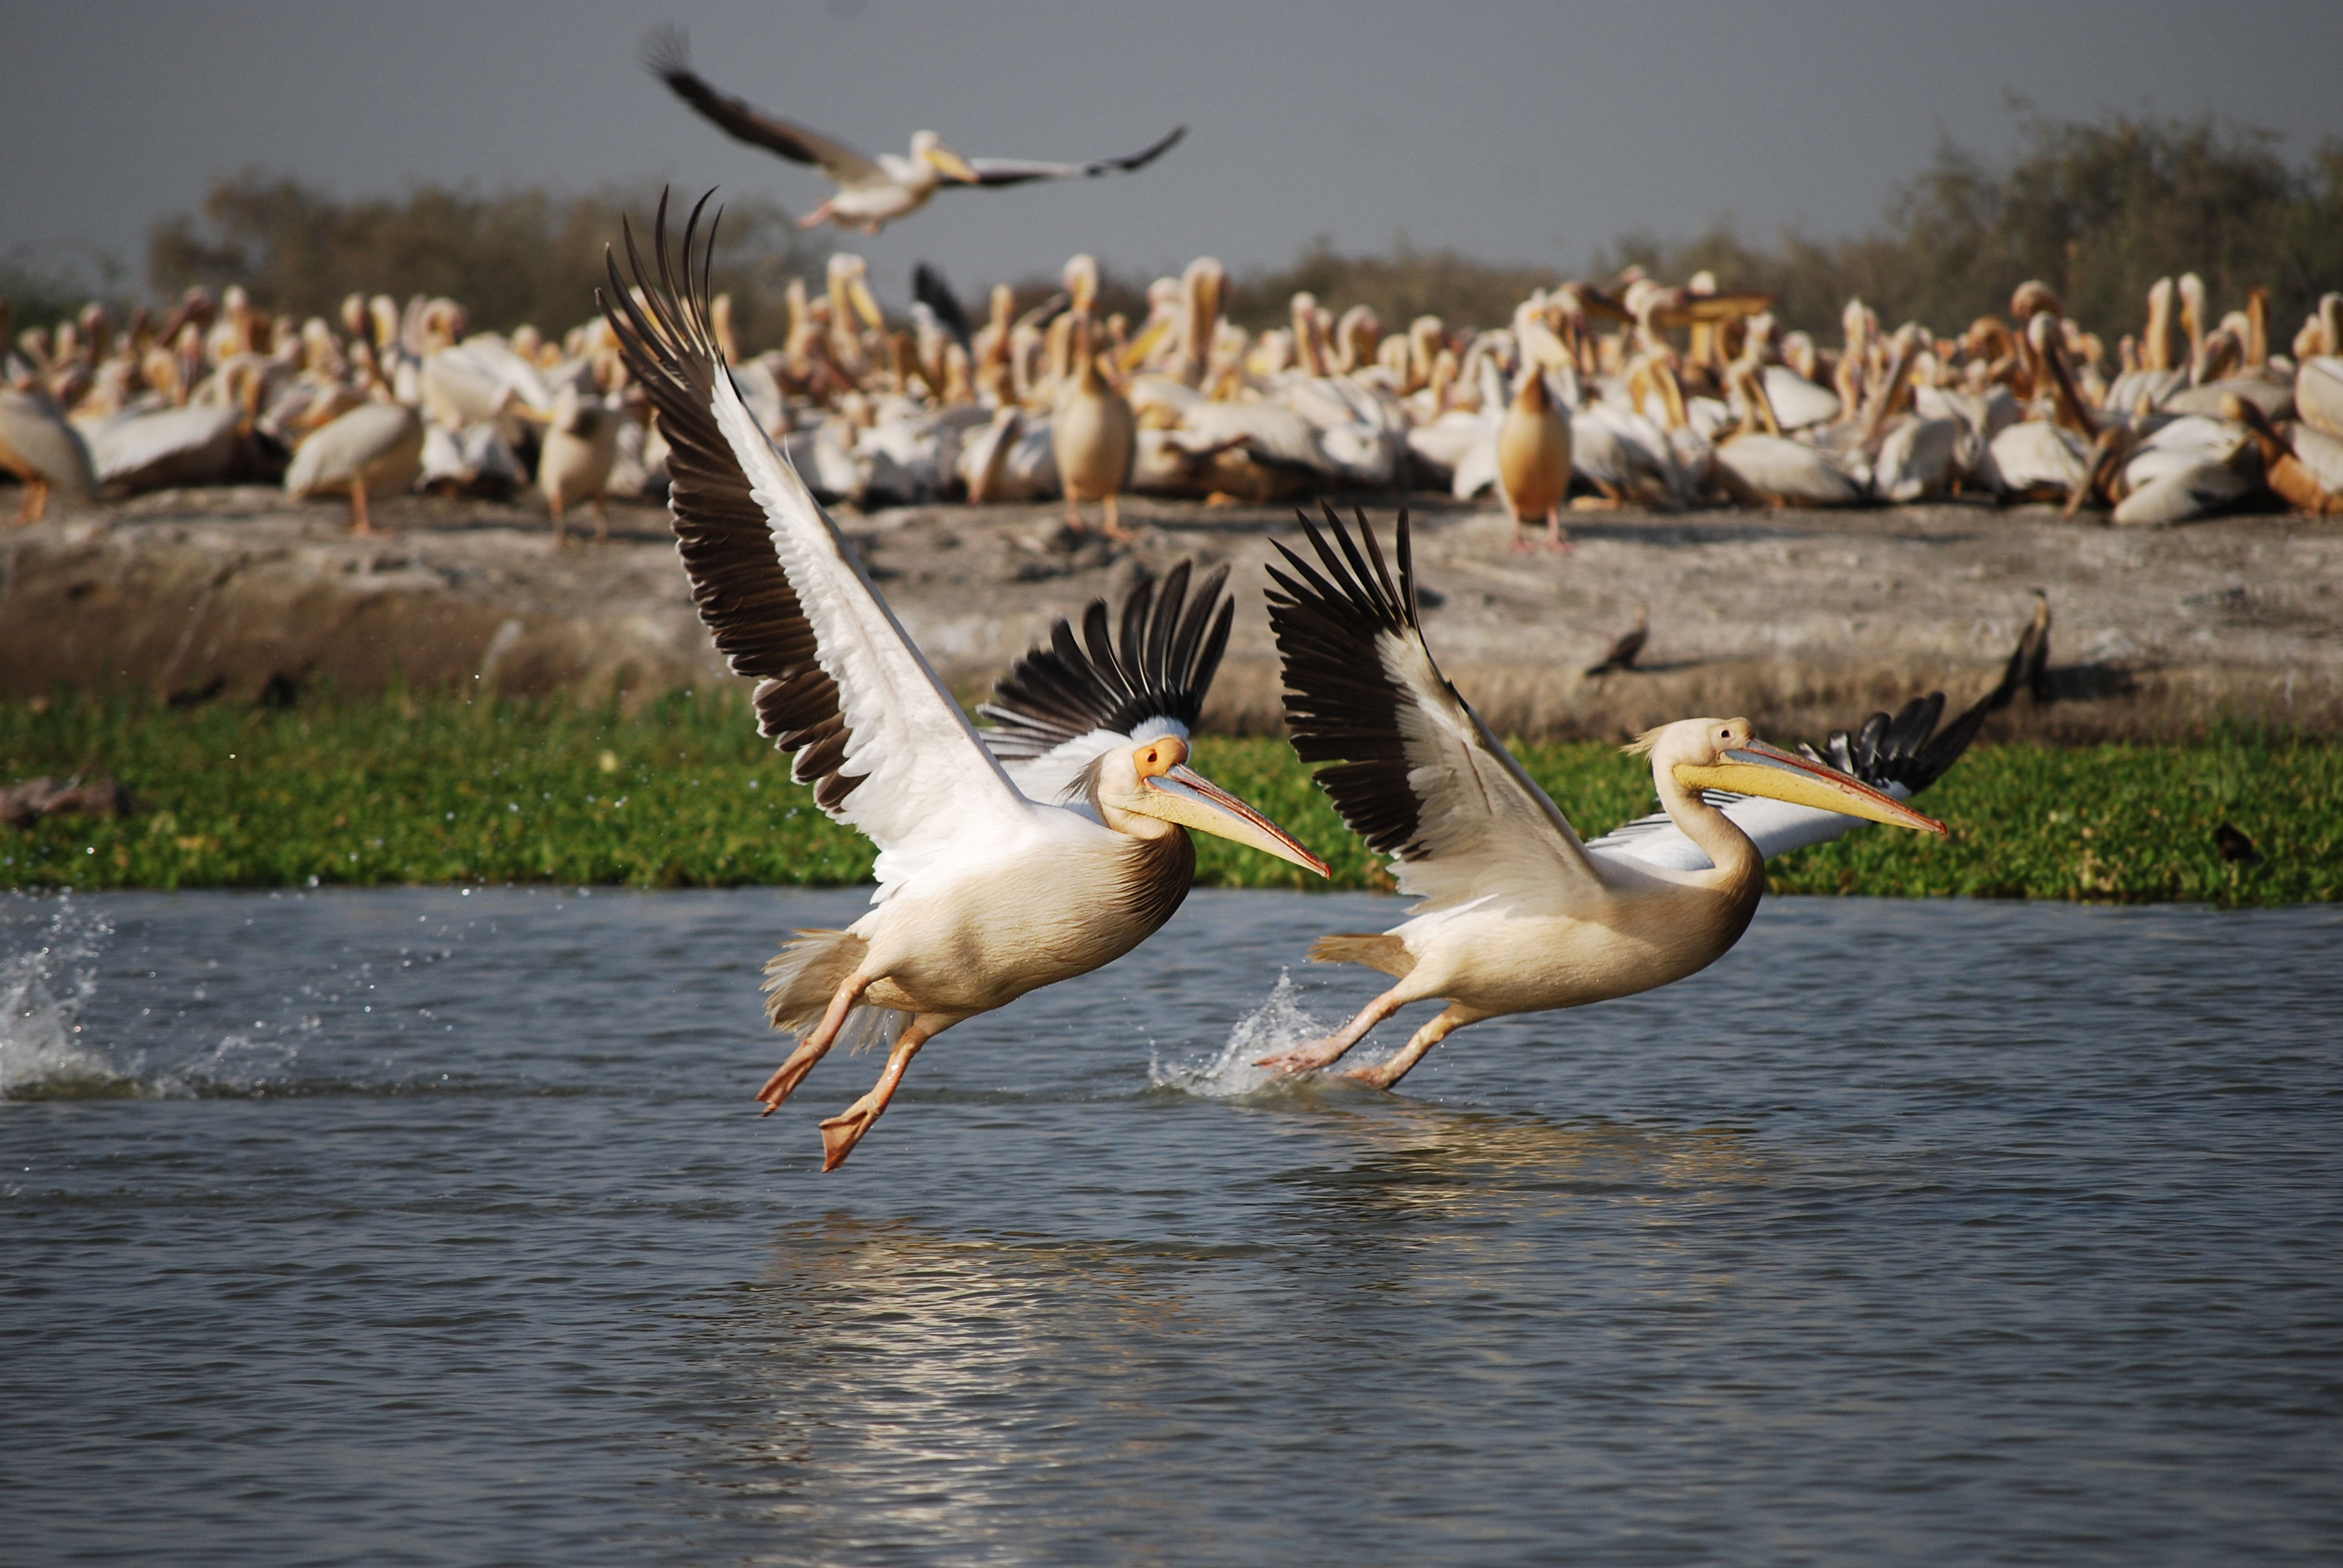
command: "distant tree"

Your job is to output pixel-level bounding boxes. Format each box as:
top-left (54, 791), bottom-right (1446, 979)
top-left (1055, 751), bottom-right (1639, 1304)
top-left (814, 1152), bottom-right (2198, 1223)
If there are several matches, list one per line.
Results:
top-left (1592, 109), bottom-right (2343, 340)
top-left (146, 174), bottom-right (825, 350)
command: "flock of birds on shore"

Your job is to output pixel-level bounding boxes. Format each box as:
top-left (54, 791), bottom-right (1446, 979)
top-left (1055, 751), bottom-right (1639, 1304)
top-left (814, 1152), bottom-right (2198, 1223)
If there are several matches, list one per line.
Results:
top-left (4, 250), bottom-right (2341, 542)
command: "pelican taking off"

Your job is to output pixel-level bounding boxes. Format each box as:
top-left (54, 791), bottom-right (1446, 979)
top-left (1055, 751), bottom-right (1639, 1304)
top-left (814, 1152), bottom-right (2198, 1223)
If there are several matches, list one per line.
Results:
top-left (646, 30), bottom-right (1185, 235)
top-left (1256, 506), bottom-right (1946, 1089)
top-left (603, 196), bottom-right (1322, 1169)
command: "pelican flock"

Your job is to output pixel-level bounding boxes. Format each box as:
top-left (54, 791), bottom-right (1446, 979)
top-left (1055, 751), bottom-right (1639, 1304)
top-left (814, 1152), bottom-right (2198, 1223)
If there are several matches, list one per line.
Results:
top-left (10, 260), bottom-right (2338, 527)
top-left (603, 197), bottom-right (1323, 1168)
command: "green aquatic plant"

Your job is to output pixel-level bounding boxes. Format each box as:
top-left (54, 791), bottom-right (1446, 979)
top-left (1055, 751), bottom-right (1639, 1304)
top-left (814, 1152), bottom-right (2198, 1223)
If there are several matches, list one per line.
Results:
top-left (2, 694), bottom-right (2335, 905)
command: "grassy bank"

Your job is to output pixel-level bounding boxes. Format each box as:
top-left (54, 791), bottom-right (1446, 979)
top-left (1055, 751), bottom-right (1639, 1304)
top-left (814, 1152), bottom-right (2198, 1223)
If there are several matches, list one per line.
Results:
top-left (3, 693), bottom-right (2336, 905)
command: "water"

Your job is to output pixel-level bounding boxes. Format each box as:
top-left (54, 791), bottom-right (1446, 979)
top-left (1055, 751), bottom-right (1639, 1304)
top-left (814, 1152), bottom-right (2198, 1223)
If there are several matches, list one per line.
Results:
top-left (4, 887), bottom-right (2339, 1567)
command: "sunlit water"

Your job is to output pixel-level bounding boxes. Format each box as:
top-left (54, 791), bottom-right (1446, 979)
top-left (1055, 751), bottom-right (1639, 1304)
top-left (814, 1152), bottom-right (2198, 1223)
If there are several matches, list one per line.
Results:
top-left (4, 887), bottom-right (2339, 1566)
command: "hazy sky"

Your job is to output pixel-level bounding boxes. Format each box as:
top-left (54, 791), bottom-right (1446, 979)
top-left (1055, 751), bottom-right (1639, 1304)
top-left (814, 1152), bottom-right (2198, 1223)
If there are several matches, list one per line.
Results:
top-left (7, 0), bottom-right (2341, 306)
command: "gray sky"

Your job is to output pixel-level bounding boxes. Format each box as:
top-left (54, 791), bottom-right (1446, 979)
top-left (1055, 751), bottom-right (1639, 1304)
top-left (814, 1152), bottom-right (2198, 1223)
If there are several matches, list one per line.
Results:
top-left (6, 0), bottom-right (2341, 305)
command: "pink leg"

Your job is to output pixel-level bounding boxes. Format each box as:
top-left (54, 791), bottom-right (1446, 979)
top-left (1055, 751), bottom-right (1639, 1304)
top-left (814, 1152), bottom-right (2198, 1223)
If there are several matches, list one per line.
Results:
top-left (1545, 506), bottom-right (1573, 552)
top-left (756, 973), bottom-right (869, 1114)
top-left (1345, 1004), bottom-right (1486, 1090)
top-left (798, 201), bottom-right (837, 230)
top-left (1255, 987), bottom-right (1409, 1074)
top-left (818, 1012), bottom-right (951, 1171)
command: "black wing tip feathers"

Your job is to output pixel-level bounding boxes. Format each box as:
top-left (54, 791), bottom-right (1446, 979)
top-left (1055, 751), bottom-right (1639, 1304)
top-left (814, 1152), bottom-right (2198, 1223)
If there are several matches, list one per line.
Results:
top-left (603, 190), bottom-right (868, 806)
top-left (1818, 592), bottom-right (2052, 796)
top-left (978, 560), bottom-right (1237, 757)
top-left (641, 24), bottom-right (692, 81)
top-left (1266, 504), bottom-right (1434, 860)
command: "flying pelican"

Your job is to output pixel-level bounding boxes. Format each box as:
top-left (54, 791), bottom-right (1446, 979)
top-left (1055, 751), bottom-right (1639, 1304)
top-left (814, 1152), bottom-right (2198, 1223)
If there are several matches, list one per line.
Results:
top-left (646, 30), bottom-right (1184, 235)
top-left (1253, 506), bottom-right (1945, 1089)
top-left (602, 195), bottom-right (1323, 1169)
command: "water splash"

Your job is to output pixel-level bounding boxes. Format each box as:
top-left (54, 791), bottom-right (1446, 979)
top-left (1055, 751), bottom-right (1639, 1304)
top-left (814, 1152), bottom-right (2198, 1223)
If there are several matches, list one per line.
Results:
top-left (1149, 969), bottom-right (1332, 1098)
top-left (0, 896), bottom-right (131, 1100)
top-left (152, 1034), bottom-right (301, 1097)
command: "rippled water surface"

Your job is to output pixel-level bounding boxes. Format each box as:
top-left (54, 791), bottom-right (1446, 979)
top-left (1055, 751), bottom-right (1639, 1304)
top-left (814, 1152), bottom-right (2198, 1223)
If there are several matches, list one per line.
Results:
top-left (4, 888), bottom-right (2340, 1566)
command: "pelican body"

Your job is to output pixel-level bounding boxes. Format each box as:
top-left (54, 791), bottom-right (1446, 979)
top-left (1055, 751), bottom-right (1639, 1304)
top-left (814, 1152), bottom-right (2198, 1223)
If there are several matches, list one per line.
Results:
top-left (604, 195), bottom-right (1322, 1168)
top-left (0, 387), bottom-right (98, 524)
top-left (1257, 508), bottom-right (1947, 1089)
top-left (1496, 369), bottom-right (1572, 549)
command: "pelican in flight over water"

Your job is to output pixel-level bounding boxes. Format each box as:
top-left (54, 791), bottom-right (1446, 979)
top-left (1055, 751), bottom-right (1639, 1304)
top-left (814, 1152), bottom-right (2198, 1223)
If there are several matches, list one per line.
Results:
top-left (1256, 506), bottom-right (1949, 1089)
top-left (646, 30), bottom-right (1185, 234)
top-left (603, 195), bottom-right (1322, 1168)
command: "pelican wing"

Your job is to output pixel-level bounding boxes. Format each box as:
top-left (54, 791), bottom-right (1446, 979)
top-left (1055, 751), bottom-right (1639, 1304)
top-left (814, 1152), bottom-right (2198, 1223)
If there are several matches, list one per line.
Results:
top-left (1268, 506), bottom-right (1602, 910)
top-left (644, 30), bottom-right (885, 188)
top-left (960, 126), bottom-right (1187, 188)
top-left (1588, 597), bottom-right (2050, 871)
top-left (603, 195), bottom-right (1030, 880)
top-left (977, 561), bottom-right (1234, 802)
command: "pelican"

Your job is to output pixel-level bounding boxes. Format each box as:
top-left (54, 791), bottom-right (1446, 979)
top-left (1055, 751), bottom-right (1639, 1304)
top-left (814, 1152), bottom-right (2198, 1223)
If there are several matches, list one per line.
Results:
top-left (646, 30), bottom-right (1183, 235)
top-left (283, 400), bottom-right (425, 535)
top-left (527, 385), bottom-right (624, 544)
top-left (1495, 368), bottom-right (1572, 550)
top-left (1254, 506), bottom-right (1944, 1089)
top-left (0, 386), bottom-right (98, 524)
top-left (603, 196), bottom-right (1323, 1169)
top-left (1049, 255), bottom-right (1136, 538)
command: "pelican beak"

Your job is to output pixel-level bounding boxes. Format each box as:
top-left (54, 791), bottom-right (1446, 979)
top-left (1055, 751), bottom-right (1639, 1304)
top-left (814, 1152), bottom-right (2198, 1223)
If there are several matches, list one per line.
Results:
top-left (847, 278), bottom-right (886, 333)
top-left (1140, 763), bottom-right (1330, 876)
top-left (1673, 740), bottom-right (1947, 835)
top-left (923, 142), bottom-right (980, 184)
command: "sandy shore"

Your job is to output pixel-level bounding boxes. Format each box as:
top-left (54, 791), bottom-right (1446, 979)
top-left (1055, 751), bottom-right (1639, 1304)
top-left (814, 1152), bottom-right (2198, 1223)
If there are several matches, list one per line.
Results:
top-left (5, 486), bottom-right (2340, 740)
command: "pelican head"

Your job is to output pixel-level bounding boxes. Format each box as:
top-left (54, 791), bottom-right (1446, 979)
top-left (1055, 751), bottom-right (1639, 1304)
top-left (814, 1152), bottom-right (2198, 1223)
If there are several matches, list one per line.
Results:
top-left (910, 129), bottom-right (979, 184)
top-left (1633, 718), bottom-right (1947, 835)
top-left (1092, 734), bottom-right (1329, 875)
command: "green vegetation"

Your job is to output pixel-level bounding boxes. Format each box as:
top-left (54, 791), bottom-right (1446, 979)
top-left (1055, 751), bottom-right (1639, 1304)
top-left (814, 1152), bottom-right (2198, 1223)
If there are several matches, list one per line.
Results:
top-left (4, 694), bottom-right (2335, 906)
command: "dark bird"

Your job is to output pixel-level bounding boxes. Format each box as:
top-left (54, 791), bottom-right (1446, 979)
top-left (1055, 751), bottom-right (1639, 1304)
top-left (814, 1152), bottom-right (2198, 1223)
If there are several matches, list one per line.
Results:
top-left (645, 28), bottom-right (1185, 234)
top-left (2214, 824), bottom-right (2261, 864)
top-left (1584, 604), bottom-right (1650, 676)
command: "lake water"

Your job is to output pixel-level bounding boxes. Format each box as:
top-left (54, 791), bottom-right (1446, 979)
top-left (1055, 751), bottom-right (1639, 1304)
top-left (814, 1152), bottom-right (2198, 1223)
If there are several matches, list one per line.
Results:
top-left (4, 887), bottom-right (2340, 1566)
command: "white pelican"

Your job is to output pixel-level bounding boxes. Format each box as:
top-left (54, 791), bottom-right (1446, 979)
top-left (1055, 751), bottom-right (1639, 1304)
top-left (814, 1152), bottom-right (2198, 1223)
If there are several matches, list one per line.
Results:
top-left (1584, 594), bottom-right (2049, 872)
top-left (647, 30), bottom-right (1183, 235)
top-left (1051, 317), bottom-right (1136, 540)
top-left (603, 196), bottom-right (1323, 1169)
top-left (532, 385), bottom-right (623, 544)
top-left (1254, 506), bottom-right (1944, 1089)
top-left (0, 387), bottom-right (98, 524)
top-left (283, 401), bottom-right (425, 535)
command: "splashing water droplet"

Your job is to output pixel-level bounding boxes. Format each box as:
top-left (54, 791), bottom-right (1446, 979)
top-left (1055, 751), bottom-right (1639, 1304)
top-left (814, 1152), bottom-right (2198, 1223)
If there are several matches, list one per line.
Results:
top-left (1149, 969), bottom-right (1331, 1098)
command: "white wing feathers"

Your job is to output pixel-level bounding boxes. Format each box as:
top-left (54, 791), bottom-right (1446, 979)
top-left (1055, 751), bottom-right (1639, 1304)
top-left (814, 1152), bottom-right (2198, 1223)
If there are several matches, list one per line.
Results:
top-left (706, 365), bottom-right (1034, 869)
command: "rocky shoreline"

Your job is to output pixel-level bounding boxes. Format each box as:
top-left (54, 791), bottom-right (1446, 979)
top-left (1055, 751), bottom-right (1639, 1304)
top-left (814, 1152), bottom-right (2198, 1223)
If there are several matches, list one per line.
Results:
top-left (5, 486), bottom-right (2339, 742)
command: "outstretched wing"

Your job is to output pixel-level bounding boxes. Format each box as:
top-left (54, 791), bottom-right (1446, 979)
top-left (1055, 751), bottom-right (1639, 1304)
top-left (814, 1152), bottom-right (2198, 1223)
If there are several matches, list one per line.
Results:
top-left (1268, 505), bottom-right (1603, 910)
top-left (1587, 595), bottom-right (2050, 870)
top-left (977, 561), bottom-right (1233, 802)
top-left (644, 29), bottom-right (885, 188)
top-left (601, 192), bottom-right (1031, 890)
top-left (960, 126), bottom-right (1187, 188)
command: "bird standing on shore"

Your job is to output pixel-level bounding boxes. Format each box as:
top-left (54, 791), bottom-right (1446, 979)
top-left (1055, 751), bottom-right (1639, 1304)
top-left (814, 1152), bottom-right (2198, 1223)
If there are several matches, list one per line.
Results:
top-left (1496, 368), bottom-right (1573, 550)
top-left (603, 195), bottom-right (1323, 1169)
top-left (646, 30), bottom-right (1184, 235)
top-left (0, 386), bottom-right (98, 524)
top-left (1256, 506), bottom-right (1945, 1089)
